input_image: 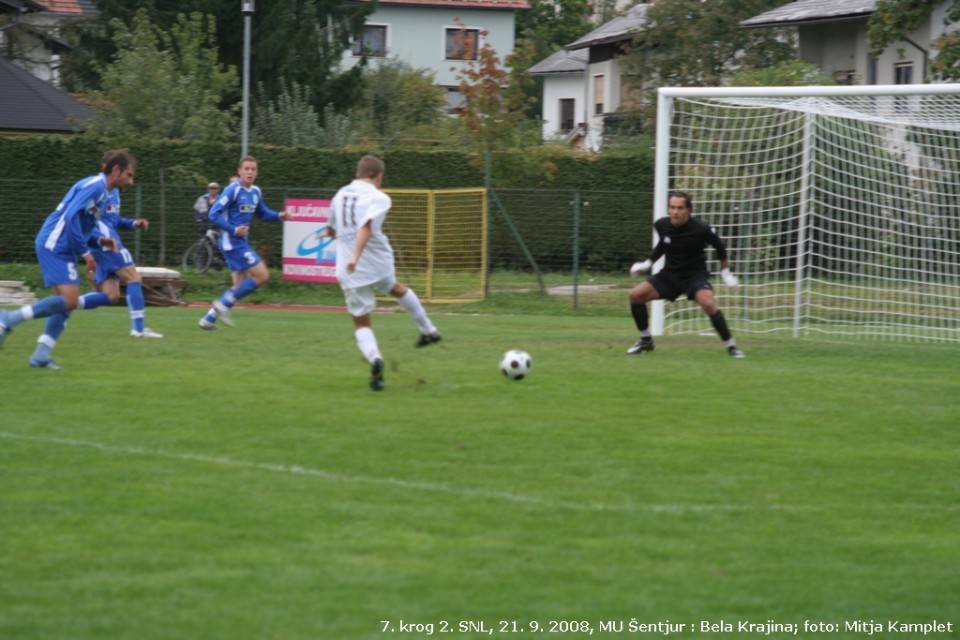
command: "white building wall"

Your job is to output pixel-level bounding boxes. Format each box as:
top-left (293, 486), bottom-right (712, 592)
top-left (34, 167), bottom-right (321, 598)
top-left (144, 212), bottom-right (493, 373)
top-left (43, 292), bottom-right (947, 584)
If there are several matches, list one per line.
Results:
top-left (341, 6), bottom-right (517, 87)
top-left (585, 58), bottom-right (620, 151)
top-left (540, 72), bottom-right (584, 140)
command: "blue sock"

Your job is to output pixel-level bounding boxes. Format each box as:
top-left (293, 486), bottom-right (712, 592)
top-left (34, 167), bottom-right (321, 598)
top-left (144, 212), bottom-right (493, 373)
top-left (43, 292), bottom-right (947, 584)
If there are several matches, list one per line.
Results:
top-left (5, 296), bottom-right (68, 327)
top-left (32, 312), bottom-right (69, 362)
top-left (221, 278), bottom-right (258, 308)
top-left (127, 282), bottom-right (145, 332)
top-left (78, 292), bottom-right (111, 310)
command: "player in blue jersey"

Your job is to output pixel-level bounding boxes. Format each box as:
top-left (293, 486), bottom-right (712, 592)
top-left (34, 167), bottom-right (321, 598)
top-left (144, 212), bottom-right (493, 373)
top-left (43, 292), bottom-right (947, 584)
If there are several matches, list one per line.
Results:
top-left (80, 150), bottom-right (162, 339)
top-left (627, 190), bottom-right (745, 358)
top-left (199, 156), bottom-right (290, 330)
top-left (0, 151), bottom-right (137, 369)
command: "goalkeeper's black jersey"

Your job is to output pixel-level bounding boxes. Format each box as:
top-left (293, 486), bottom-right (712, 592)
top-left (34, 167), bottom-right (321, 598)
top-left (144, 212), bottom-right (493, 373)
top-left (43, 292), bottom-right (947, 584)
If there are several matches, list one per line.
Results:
top-left (649, 216), bottom-right (728, 275)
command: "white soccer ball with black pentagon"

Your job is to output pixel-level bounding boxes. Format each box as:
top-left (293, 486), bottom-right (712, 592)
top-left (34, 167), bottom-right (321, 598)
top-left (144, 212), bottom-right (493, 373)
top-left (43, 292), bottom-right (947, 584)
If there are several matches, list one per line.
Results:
top-left (500, 349), bottom-right (532, 380)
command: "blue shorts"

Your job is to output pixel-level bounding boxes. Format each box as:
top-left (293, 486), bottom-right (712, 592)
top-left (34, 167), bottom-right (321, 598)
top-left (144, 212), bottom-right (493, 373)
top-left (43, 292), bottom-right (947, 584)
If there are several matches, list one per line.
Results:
top-left (93, 247), bottom-right (136, 285)
top-left (36, 245), bottom-right (81, 288)
top-left (219, 239), bottom-right (262, 273)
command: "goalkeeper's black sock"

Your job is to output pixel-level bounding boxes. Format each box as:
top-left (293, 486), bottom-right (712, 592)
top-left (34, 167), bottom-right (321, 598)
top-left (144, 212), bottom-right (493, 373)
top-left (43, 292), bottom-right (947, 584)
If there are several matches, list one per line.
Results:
top-left (631, 303), bottom-right (648, 333)
top-left (710, 311), bottom-right (732, 342)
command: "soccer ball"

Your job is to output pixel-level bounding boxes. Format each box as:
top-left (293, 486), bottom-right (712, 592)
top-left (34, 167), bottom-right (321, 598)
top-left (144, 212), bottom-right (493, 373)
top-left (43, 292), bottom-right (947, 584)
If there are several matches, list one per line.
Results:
top-left (500, 349), bottom-right (532, 380)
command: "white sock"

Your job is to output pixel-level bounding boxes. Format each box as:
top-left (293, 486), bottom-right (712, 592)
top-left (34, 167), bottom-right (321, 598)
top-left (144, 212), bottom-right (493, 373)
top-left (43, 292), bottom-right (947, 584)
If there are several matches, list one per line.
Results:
top-left (396, 289), bottom-right (436, 335)
top-left (355, 327), bottom-right (382, 363)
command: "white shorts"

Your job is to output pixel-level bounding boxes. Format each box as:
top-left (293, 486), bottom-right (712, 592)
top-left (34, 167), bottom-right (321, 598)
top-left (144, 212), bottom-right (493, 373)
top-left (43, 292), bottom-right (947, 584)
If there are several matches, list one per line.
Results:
top-left (342, 276), bottom-right (396, 316)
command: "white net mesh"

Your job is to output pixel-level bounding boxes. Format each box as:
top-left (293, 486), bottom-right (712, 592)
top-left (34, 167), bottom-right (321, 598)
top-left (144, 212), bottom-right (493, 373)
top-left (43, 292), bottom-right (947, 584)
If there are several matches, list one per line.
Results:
top-left (657, 87), bottom-right (960, 343)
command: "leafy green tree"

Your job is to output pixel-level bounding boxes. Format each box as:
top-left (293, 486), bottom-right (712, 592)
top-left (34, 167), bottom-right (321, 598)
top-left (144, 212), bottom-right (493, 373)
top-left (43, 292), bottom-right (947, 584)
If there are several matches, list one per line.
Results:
top-left (731, 59), bottom-right (836, 86)
top-left (868, 0), bottom-right (960, 81)
top-left (515, 0), bottom-right (592, 61)
top-left (83, 10), bottom-right (238, 144)
top-left (514, 0), bottom-right (593, 119)
top-left (252, 80), bottom-right (324, 146)
top-left (353, 60), bottom-right (446, 139)
top-left (455, 27), bottom-right (538, 152)
top-left (63, 0), bottom-right (372, 114)
top-left (621, 0), bottom-right (796, 90)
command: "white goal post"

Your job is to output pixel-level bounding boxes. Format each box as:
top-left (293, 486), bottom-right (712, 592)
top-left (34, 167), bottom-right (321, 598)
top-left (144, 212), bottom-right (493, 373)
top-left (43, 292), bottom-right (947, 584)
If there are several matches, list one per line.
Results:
top-left (651, 84), bottom-right (960, 343)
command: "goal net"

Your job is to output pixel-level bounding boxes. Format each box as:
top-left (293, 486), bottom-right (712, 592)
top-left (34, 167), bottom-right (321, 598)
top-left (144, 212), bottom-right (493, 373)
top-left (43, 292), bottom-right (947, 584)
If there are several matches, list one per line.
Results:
top-left (652, 85), bottom-right (960, 343)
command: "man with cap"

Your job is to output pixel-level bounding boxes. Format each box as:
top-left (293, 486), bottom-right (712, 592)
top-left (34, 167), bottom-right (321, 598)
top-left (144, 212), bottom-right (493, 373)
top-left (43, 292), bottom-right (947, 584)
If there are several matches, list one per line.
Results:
top-left (193, 181), bottom-right (221, 238)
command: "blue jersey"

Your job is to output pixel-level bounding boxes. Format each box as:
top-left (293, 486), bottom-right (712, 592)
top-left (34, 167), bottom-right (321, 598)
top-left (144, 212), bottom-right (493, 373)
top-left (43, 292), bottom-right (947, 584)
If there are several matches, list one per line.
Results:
top-left (208, 182), bottom-right (282, 235)
top-left (36, 173), bottom-right (110, 258)
top-left (92, 189), bottom-right (136, 250)
top-left (91, 189), bottom-right (137, 284)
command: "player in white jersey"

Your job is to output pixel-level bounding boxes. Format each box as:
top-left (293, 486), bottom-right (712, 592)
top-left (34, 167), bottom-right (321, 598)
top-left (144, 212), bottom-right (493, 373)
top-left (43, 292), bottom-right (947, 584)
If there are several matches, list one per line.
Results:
top-left (321, 155), bottom-right (441, 391)
top-left (0, 151), bottom-right (136, 369)
top-left (81, 152), bottom-right (161, 338)
top-left (199, 156), bottom-right (290, 330)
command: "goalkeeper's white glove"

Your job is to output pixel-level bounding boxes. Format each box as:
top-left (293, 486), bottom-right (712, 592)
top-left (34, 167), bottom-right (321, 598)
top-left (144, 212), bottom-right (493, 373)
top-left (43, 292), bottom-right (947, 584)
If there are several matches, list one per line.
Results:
top-left (630, 259), bottom-right (652, 276)
top-left (721, 268), bottom-right (739, 288)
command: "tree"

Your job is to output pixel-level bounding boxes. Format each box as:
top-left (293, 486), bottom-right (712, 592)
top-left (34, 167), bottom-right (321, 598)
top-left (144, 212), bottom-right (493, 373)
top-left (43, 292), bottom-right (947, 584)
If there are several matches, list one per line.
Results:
top-left (83, 10), bottom-right (238, 143)
top-left (620, 0), bottom-right (796, 91)
top-left (252, 80), bottom-right (324, 146)
top-left (868, 0), bottom-right (960, 81)
top-left (353, 60), bottom-right (446, 139)
top-left (454, 27), bottom-right (538, 152)
top-left (63, 0), bottom-right (373, 114)
top-left (514, 0), bottom-right (593, 119)
top-left (731, 59), bottom-right (836, 87)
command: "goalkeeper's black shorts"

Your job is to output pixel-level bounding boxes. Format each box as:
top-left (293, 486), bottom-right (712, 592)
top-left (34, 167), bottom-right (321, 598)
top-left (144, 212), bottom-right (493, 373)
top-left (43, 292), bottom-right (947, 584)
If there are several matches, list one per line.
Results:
top-left (648, 270), bottom-right (713, 302)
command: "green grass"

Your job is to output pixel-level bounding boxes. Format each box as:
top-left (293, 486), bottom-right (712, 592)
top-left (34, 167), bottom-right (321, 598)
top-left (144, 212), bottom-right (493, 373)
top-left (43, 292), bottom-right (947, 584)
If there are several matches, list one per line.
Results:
top-left (0, 306), bottom-right (958, 639)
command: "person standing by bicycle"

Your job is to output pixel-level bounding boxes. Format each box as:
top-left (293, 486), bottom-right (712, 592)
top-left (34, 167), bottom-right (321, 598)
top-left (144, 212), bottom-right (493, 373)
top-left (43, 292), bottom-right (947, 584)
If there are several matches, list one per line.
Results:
top-left (193, 182), bottom-right (219, 238)
top-left (199, 156), bottom-right (290, 330)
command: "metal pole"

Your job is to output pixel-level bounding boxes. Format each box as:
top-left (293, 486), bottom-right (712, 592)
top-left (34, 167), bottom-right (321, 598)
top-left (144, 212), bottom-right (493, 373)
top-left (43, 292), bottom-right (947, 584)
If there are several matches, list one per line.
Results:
top-left (241, 1), bottom-right (255, 157)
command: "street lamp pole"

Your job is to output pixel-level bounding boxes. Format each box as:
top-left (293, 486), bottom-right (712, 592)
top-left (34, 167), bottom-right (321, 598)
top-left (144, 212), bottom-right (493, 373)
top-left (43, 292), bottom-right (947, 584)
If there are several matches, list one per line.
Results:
top-left (241, 0), bottom-right (255, 158)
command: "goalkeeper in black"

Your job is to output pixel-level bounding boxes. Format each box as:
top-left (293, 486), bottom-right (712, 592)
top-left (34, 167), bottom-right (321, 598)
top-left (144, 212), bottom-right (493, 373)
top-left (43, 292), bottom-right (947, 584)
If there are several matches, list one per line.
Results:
top-left (627, 190), bottom-right (744, 358)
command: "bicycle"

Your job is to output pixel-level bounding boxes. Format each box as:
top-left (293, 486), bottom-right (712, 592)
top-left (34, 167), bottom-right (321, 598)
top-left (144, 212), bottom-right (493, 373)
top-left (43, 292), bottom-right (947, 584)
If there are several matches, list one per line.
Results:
top-left (181, 228), bottom-right (220, 274)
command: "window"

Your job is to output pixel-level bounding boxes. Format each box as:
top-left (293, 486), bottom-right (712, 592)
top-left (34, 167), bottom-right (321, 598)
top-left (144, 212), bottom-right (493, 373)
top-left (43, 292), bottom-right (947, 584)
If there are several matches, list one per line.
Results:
top-left (593, 75), bottom-right (605, 116)
top-left (352, 25), bottom-right (387, 57)
top-left (895, 63), bottom-right (914, 85)
top-left (445, 27), bottom-right (480, 61)
top-left (559, 98), bottom-right (575, 131)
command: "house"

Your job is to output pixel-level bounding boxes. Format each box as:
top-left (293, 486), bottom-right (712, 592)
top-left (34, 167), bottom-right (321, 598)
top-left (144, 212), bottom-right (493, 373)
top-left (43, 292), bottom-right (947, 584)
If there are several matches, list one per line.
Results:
top-left (528, 49), bottom-right (587, 145)
top-left (343, 0), bottom-right (529, 109)
top-left (741, 0), bottom-right (958, 84)
top-left (0, 55), bottom-right (93, 132)
top-left (0, 0), bottom-right (96, 86)
top-left (530, 3), bottom-right (649, 150)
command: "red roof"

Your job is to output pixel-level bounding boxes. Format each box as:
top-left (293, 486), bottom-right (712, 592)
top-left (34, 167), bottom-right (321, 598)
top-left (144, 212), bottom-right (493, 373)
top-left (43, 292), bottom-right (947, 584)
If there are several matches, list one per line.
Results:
top-left (32, 0), bottom-right (96, 14)
top-left (357, 0), bottom-right (530, 10)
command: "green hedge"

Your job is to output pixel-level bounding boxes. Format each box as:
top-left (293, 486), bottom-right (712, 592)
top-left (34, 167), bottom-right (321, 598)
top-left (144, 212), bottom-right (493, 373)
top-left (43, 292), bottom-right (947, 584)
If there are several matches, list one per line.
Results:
top-left (0, 136), bottom-right (655, 272)
top-left (0, 135), bottom-right (653, 190)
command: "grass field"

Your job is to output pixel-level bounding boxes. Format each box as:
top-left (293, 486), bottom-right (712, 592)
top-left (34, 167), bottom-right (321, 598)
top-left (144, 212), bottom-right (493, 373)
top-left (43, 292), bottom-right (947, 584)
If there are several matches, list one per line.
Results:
top-left (0, 304), bottom-right (957, 639)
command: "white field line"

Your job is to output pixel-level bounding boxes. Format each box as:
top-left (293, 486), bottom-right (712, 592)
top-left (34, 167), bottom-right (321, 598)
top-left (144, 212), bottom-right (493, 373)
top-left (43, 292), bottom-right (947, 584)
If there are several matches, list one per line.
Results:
top-left (1, 431), bottom-right (953, 514)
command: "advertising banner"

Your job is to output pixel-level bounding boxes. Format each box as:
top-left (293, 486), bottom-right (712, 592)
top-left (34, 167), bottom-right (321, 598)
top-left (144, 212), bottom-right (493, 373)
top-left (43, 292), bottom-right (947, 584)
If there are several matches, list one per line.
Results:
top-left (282, 198), bottom-right (336, 282)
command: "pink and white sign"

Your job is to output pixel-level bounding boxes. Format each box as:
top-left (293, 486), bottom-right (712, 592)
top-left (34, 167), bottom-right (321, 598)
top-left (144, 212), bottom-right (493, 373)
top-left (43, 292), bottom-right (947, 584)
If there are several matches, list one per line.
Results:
top-left (282, 198), bottom-right (336, 283)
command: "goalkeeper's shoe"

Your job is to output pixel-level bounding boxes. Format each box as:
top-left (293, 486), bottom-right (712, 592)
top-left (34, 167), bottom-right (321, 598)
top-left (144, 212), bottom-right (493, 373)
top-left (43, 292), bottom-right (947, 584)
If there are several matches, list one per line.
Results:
top-left (369, 358), bottom-right (385, 391)
top-left (626, 338), bottom-right (654, 355)
top-left (415, 331), bottom-right (442, 348)
top-left (198, 318), bottom-right (219, 331)
top-left (212, 300), bottom-right (234, 327)
top-left (727, 345), bottom-right (745, 358)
